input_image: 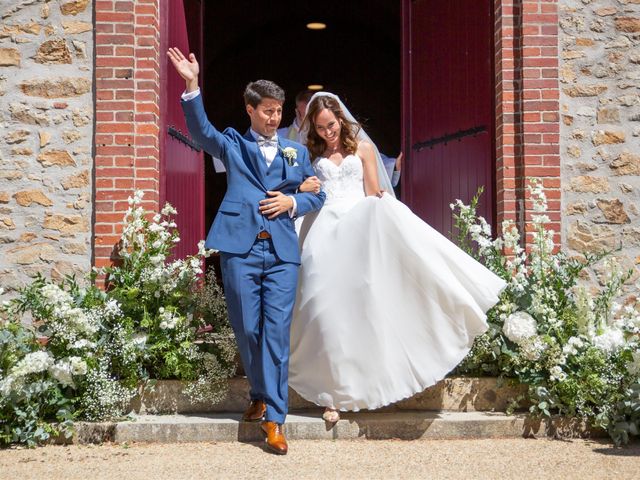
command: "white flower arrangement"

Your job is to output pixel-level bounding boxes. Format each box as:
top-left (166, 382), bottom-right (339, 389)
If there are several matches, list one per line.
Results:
top-left (451, 179), bottom-right (640, 445)
top-left (0, 190), bottom-right (233, 447)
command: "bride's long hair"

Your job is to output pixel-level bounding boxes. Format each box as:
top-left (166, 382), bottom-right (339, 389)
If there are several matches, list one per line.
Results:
top-left (303, 95), bottom-right (361, 161)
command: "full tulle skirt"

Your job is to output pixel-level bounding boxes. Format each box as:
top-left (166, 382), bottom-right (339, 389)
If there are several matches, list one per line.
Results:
top-left (289, 194), bottom-right (507, 411)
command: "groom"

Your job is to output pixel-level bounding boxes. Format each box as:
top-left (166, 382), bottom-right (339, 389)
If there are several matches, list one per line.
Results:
top-left (167, 48), bottom-right (325, 454)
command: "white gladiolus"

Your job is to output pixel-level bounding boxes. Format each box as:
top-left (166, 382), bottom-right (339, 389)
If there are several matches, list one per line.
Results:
top-left (503, 311), bottom-right (538, 344)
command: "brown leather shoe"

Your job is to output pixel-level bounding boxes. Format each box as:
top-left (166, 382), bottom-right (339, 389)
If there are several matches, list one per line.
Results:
top-left (242, 399), bottom-right (266, 422)
top-left (261, 421), bottom-right (288, 455)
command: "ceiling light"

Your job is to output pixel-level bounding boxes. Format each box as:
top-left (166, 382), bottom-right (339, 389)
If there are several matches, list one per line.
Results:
top-left (307, 84), bottom-right (324, 91)
top-left (306, 22), bottom-right (326, 30)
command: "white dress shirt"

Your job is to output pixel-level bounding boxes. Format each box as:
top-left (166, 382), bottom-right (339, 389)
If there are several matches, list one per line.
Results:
top-left (249, 129), bottom-right (278, 168)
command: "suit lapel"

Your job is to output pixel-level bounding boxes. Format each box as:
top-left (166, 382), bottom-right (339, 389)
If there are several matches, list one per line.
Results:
top-left (243, 130), bottom-right (268, 189)
top-left (271, 140), bottom-right (295, 191)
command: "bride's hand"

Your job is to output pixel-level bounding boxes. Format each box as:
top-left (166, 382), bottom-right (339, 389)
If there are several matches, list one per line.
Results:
top-left (167, 47), bottom-right (199, 92)
top-left (299, 176), bottom-right (321, 194)
top-left (375, 190), bottom-right (386, 198)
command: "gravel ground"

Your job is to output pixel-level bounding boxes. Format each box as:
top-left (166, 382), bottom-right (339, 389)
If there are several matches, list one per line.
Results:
top-left (1, 438), bottom-right (639, 480)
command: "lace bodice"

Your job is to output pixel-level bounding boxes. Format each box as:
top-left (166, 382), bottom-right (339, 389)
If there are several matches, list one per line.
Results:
top-left (313, 154), bottom-right (365, 203)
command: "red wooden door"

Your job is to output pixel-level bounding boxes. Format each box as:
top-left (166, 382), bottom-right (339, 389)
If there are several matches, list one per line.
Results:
top-left (402, 0), bottom-right (494, 237)
top-left (160, 0), bottom-right (204, 259)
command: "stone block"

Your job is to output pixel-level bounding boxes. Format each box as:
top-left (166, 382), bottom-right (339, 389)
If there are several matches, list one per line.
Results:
top-left (0, 48), bottom-right (20, 67)
top-left (37, 150), bottom-right (75, 167)
top-left (610, 151), bottom-right (640, 176)
top-left (35, 39), bottom-right (72, 64)
top-left (43, 213), bottom-right (88, 234)
top-left (60, 0), bottom-right (90, 16)
top-left (596, 199), bottom-right (630, 224)
top-left (13, 189), bottom-right (53, 207)
top-left (569, 176), bottom-right (610, 193)
top-left (20, 77), bottom-right (91, 98)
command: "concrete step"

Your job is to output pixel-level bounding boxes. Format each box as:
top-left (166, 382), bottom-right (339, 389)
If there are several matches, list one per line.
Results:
top-left (130, 377), bottom-right (529, 414)
top-left (72, 411), bottom-right (603, 445)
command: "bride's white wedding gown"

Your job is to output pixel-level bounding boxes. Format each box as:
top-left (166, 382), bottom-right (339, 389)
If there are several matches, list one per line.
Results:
top-left (289, 154), bottom-right (507, 411)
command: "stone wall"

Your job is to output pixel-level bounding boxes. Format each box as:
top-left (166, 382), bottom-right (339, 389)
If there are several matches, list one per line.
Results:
top-left (0, 0), bottom-right (93, 292)
top-left (560, 0), bottom-right (640, 288)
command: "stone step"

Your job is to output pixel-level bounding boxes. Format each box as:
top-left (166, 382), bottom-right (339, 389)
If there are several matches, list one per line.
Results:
top-left (72, 411), bottom-right (603, 445)
top-left (130, 377), bottom-right (529, 414)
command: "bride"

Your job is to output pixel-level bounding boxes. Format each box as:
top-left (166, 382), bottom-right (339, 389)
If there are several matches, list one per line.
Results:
top-left (289, 92), bottom-right (507, 422)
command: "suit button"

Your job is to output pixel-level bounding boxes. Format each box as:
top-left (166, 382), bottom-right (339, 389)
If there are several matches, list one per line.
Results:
top-left (260, 226), bottom-right (264, 230)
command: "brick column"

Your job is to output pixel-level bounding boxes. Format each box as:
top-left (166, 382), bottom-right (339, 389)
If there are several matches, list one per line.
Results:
top-left (94, 0), bottom-right (160, 268)
top-left (495, 0), bottom-right (561, 249)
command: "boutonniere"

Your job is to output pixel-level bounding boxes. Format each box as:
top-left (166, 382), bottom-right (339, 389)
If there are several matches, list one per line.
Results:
top-left (280, 146), bottom-right (298, 166)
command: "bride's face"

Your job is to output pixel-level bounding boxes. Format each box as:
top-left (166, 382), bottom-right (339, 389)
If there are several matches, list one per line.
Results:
top-left (314, 108), bottom-right (341, 147)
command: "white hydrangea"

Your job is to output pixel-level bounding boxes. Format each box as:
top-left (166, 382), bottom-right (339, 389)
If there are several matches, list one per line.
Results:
top-left (592, 327), bottom-right (625, 355)
top-left (503, 311), bottom-right (538, 344)
top-left (49, 356), bottom-right (88, 387)
top-left (11, 351), bottom-right (54, 378)
top-left (49, 361), bottom-right (74, 387)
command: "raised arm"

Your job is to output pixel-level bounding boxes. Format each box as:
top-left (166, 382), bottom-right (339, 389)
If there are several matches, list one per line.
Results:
top-left (167, 47), bottom-right (229, 160)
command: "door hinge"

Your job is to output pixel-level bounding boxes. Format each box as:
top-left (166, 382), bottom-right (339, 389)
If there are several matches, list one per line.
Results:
top-left (168, 125), bottom-right (202, 151)
top-left (412, 125), bottom-right (487, 151)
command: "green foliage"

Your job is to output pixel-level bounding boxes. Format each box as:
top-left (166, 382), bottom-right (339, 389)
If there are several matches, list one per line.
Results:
top-left (452, 181), bottom-right (640, 445)
top-left (0, 191), bottom-right (234, 447)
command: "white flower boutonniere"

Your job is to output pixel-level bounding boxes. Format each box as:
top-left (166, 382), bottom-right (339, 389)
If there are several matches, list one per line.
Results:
top-left (281, 146), bottom-right (298, 166)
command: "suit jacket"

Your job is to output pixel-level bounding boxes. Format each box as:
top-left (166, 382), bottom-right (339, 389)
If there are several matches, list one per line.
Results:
top-left (181, 95), bottom-right (325, 264)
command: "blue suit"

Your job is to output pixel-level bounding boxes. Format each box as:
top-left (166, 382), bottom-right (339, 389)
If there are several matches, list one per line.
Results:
top-left (182, 94), bottom-right (325, 423)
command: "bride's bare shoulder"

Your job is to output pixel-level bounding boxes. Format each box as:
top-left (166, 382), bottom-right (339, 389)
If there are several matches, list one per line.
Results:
top-left (356, 141), bottom-right (374, 154)
top-left (356, 141), bottom-right (376, 164)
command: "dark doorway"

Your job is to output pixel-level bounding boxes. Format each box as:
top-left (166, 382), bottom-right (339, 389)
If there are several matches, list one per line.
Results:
top-left (200, 1), bottom-right (402, 245)
top-left (162, 1), bottom-right (497, 263)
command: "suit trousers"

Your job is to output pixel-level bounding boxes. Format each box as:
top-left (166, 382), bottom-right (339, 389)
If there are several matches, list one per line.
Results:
top-left (220, 237), bottom-right (298, 424)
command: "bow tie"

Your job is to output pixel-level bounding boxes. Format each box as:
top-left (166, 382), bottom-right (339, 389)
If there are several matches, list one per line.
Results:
top-left (256, 135), bottom-right (278, 147)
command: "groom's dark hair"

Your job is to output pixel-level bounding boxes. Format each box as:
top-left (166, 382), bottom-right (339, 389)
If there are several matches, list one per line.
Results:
top-left (244, 80), bottom-right (285, 107)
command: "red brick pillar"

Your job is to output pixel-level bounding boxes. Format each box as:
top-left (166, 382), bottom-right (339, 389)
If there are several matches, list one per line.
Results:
top-left (94, 0), bottom-right (161, 268)
top-left (495, 0), bottom-right (561, 249)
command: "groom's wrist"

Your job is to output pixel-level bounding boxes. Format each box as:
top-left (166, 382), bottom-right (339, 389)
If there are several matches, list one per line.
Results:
top-left (185, 78), bottom-right (199, 93)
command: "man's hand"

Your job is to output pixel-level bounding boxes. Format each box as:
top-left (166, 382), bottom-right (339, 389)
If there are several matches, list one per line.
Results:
top-left (259, 191), bottom-right (294, 219)
top-left (299, 176), bottom-right (321, 194)
top-left (167, 47), bottom-right (200, 92)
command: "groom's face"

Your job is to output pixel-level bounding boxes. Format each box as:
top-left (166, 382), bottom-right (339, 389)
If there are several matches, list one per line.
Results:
top-left (246, 98), bottom-right (283, 137)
